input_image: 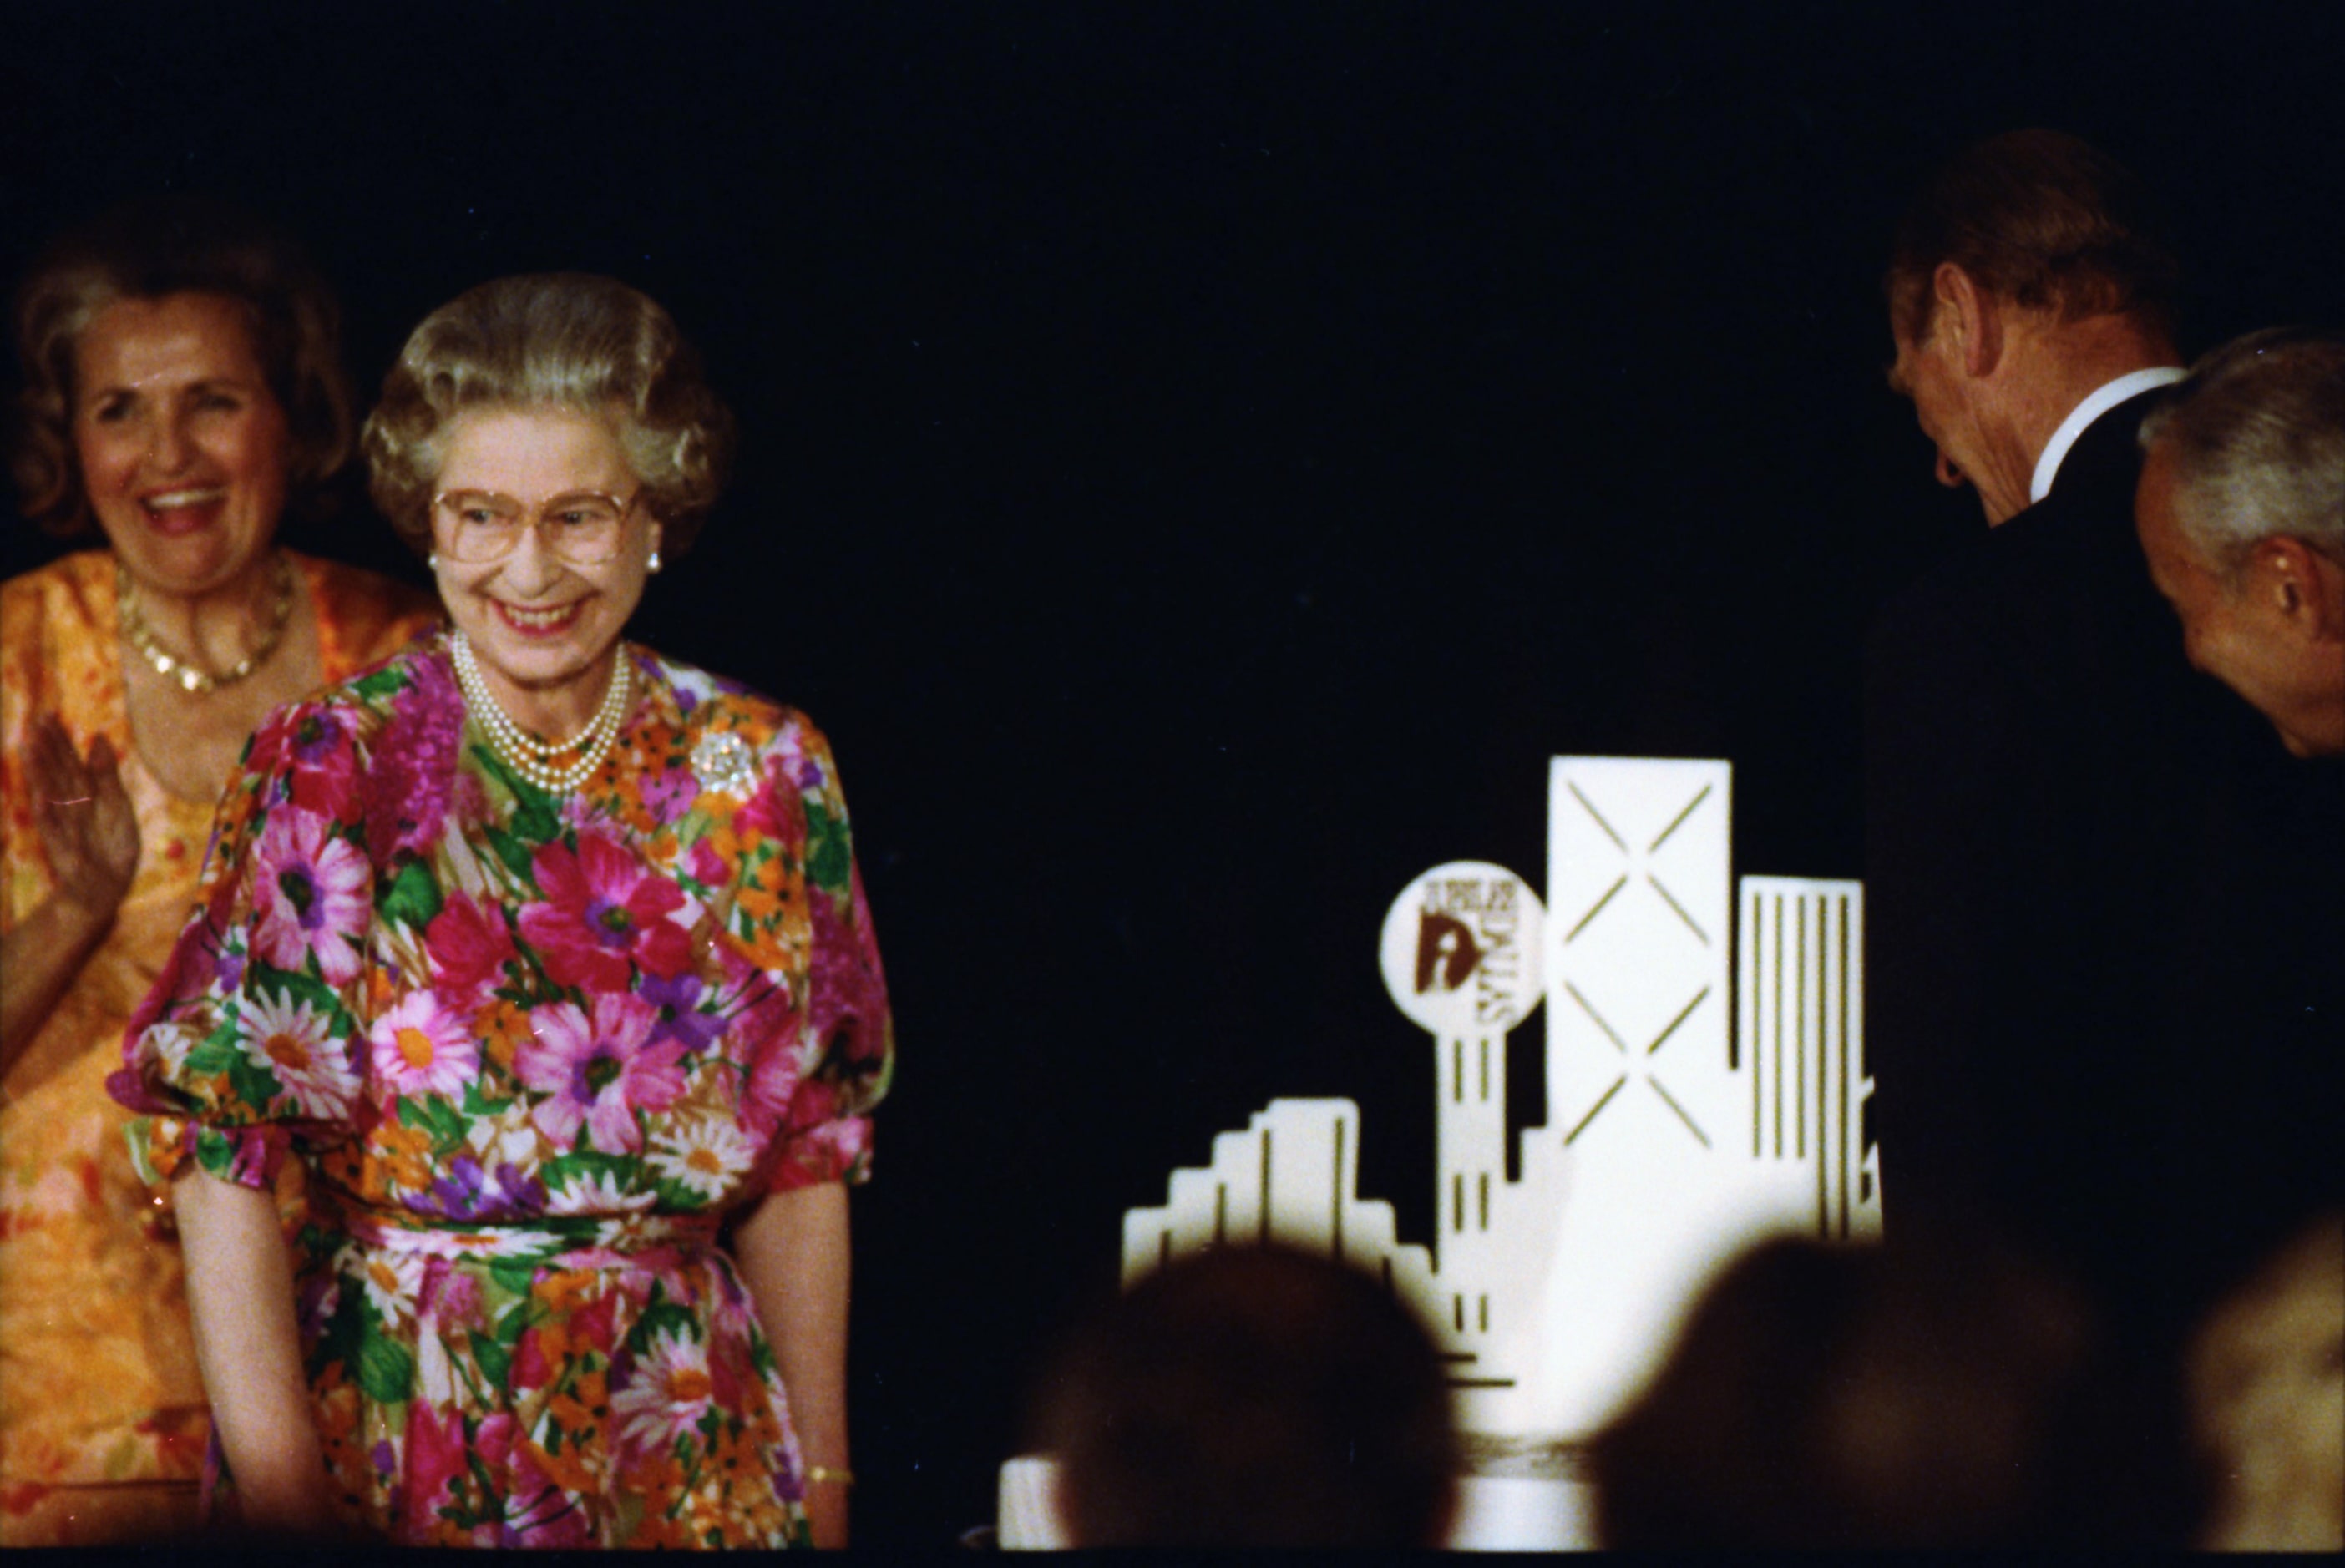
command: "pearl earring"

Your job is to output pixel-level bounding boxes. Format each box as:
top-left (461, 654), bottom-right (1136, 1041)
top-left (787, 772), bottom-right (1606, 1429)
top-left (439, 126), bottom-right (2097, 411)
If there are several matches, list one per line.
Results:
top-left (427, 552), bottom-right (439, 570)
top-left (647, 548), bottom-right (663, 574)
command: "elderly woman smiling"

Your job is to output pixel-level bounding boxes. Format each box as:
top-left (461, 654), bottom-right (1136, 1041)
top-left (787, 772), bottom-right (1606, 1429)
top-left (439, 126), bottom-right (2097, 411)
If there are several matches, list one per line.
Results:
top-left (114, 275), bottom-right (893, 1548)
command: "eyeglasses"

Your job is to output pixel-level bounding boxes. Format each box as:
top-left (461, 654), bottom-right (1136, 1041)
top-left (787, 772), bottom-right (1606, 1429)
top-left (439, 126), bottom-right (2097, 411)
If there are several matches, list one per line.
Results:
top-left (430, 488), bottom-right (641, 564)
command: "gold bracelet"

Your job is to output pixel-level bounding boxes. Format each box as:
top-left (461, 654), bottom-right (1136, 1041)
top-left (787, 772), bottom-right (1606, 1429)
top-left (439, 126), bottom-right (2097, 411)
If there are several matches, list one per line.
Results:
top-left (805, 1465), bottom-right (855, 1488)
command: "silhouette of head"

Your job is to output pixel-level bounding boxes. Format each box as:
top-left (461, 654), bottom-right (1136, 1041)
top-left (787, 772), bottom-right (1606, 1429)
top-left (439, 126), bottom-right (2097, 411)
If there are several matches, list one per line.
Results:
top-left (1031, 1244), bottom-right (1461, 1547)
top-left (1590, 1234), bottom-right (2180, 1547)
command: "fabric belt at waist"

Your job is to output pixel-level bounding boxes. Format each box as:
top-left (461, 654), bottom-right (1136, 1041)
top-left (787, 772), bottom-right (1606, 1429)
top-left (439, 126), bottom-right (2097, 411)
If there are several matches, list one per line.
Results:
top-left (326, 1205), bottom-right (724, 1266)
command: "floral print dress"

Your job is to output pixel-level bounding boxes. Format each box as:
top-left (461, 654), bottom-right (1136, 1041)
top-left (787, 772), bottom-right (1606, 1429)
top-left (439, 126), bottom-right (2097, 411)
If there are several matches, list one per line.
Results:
top-left (111, 632), bottom-right (891, 1548)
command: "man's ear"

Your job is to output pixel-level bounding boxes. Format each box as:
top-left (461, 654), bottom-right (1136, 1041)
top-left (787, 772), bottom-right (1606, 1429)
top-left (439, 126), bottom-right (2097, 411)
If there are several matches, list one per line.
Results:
top-left (2248, 536), bottom-right (2345, 643)
top-left (1932, 261), bottom-right (2004, 380)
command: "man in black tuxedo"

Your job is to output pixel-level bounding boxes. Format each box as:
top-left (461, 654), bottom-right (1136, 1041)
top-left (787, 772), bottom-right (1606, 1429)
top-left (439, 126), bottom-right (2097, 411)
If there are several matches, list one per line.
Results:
top-left (1863, 131), bottom-right (2287, 1343)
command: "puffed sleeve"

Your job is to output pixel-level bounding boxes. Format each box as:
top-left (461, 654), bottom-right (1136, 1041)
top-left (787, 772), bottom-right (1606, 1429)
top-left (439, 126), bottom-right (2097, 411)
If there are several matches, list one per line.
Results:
top-left (111, 697), bottom-right (377, 1191)
top-left (756, 718), bottom-right (893, 1192)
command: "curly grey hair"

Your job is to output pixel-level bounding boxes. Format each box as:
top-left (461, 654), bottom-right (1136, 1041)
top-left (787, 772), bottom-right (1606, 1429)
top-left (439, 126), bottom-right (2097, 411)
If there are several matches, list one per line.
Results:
top-left (362, 274), bottom-right (734, 558)
top-left (2140, 326), bottom-right (2345, 582)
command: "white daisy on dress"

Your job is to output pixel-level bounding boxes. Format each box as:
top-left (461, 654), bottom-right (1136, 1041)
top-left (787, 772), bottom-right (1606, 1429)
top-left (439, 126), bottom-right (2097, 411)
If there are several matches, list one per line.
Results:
top-left (611, 1329), bottom-right (716, 1458)
top-left (359, 1247), bottom-right (428, 1334)
top-left (463, 1106), bottom-right (542, 1169)
top-left (646, 1115), bottom-right (759, 1201)
top-left (139, 1019), bottom-right (202, 1078)
top-left (543, 1167), bottom-right (658, 1217)
top-left (235, 992), bottom-right (360, 1119)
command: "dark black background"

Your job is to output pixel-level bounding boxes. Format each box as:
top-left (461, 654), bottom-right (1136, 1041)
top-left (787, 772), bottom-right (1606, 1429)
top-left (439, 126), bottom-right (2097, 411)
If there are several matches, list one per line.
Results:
top-left (6, 2), bottom-right (2342, 1545)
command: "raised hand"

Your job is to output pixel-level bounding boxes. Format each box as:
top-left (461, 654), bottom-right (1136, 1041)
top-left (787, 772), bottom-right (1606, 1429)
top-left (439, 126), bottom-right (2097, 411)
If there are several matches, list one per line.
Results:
top-left (26, 716), bottom-right (140, 923)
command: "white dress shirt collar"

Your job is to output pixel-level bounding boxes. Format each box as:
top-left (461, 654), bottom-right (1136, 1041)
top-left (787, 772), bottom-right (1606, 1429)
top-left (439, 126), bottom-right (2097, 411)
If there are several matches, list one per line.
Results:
top-left (2029, 366), bottom-right (2187, 504)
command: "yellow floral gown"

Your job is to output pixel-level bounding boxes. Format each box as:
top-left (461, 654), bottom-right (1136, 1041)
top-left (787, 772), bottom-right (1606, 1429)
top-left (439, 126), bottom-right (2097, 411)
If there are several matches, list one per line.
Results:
top-left (0, 549), bottom-right (438, 1545)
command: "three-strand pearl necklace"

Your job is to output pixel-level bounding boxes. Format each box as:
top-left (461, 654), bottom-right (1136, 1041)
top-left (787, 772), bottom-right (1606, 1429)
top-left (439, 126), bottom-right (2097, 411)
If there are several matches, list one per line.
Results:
top-left (450, 630), bottom-right (633, 793)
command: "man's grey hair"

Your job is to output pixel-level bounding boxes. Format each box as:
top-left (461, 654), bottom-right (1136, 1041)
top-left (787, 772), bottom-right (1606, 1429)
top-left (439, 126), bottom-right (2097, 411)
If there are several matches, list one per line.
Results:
top-left (2140, 327), bottom-right (2345, 580)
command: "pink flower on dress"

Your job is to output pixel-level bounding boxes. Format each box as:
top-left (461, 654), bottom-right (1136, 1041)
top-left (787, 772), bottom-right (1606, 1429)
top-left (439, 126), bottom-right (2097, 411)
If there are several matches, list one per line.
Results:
top-left (687, 837), bottom-right (729, 893)
top-left (361, 655), bottom-right (462, 862)
top-left (424, 892), bottom-right (517, 996)
top-left (396, 1399), bottom-right (467, 1539)
top-left (280, 707), bottom-right (360, 822)
top-left (418, 1260), bottom-right (484, 1333)
top-left (513, 1292), bottom-right (619, 1391)
top-left (519, 832), bottom-right (693, 992)
top-left (116, 921), bottom-right (231, 1114)
top-left (368, 992), bottom-right (479, 1099)
top-left (571, 1289), bottom-right (620, 1356)
top-left (474, 1409), bottom-right (515, 1473)
top-left (251, 811), bottom-right (372, 984)
top-left (610, 1329), bottom-right (715, 1459)
top-left (743, 1039), bottom-right (803, 1136)
top-left (234, 991), bottom-right (361, 1119)
top-left (504, 1442), bottom-right (593, 1548)
top-left (514, 994), bottom-right (685, 1154)
top-left (777, 1115), bottom-right (874, 1188)
top-left (637, 763), bottom-right (700, 827)
top-left (732, 765), bottom-right (795, 846)
top-left (807, 878), bottom-right (888, 1057)
top-left (707, 1320), bottom-right (758, 1416)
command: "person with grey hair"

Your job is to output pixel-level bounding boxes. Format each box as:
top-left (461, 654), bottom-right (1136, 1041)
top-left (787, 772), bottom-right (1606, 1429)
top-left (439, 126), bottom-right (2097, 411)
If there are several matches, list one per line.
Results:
top-left (111, 274), bottom-right (894, 1547)
top-left (2135, 327), bottom-right (2345, 759)
top-left (2133, 335), bottom-right (2345, 1439)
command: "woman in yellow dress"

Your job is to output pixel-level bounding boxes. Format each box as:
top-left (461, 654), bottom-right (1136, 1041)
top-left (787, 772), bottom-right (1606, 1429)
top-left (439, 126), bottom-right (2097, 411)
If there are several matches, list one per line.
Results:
top-left (0, 198), bottom-right (441, 1544)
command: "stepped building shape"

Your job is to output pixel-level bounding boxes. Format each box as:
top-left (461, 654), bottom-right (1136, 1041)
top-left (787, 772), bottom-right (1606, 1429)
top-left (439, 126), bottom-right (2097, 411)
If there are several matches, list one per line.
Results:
top-left (1121, 758), bottom-right (1881, 1439)
top-left (1120, 1097), bottom-right (1441, 1318)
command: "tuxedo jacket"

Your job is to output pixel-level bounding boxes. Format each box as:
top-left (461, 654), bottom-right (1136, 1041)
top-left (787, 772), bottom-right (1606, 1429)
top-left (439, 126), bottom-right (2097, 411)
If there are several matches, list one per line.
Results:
top-left (1863, 389), bottom-right (2342, 1334)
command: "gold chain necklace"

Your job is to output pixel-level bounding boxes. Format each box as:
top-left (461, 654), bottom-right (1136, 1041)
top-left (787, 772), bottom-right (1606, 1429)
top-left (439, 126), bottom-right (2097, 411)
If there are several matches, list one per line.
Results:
top-left (118, 554), bottom-right (296, 695)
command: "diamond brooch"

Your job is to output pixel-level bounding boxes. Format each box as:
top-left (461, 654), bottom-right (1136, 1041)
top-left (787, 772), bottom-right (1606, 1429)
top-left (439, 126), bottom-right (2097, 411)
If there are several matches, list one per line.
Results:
top-left (691, 730), bottom-right (759, 797)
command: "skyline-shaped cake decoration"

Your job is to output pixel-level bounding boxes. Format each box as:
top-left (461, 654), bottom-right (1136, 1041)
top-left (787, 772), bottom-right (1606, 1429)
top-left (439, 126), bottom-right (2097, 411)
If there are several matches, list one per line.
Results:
top-left (1121, 756), bottom-right (1881, 1439)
